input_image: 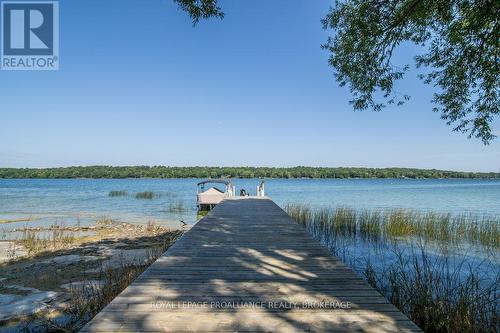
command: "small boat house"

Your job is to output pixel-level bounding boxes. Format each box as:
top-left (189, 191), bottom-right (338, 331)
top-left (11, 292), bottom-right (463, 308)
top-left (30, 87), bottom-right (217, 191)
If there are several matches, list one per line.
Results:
top-left (197, 179), bottom-right (235, 211)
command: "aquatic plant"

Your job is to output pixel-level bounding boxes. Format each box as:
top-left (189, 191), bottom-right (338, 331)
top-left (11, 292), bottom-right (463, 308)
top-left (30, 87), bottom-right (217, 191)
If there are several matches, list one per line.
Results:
top-left (197, 210), bottom-right (209, 219)
top-left (108, 190), bottom-right (127, 197)
top-left (96, 217), bottom-right (114, 225)
top-left (364, 245), bottom-right (499, 333)
top-left (18, 224), bottom-right (76, 256)
top-left (286, 203), bottom-right (500, 332)
top-left (135, 191), bottom-right (154, 199)
top-left (285, 204), bottom-right (500, 248)
top-left (146, 220), bottom-right (157, 232)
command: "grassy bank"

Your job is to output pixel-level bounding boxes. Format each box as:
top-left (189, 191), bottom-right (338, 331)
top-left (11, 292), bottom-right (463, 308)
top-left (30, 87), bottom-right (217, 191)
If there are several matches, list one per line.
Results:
top-left (285, 204), bottom-right (500, 333)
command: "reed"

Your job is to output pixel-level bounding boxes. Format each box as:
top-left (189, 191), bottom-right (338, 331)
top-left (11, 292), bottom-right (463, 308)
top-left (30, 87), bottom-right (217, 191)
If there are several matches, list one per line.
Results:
top-left (364, 246), bottom-right (499, 333)
top-left (285, 203), bottom-right (500, 332)
top-left (135, 191), bottom-right (154, 199)
top-left (108, 190), bottom-right (127, 197)
top-left (18, 225), bottom-right (76, 256)
top-left (146, 220), bottom-right (157, 232)
top-left (284, 204), bottom-right (500, 248)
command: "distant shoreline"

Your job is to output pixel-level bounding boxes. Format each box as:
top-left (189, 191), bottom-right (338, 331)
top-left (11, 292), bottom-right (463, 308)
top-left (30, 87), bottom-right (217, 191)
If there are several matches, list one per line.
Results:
top-left (1, 166), bottom-right (499, 179)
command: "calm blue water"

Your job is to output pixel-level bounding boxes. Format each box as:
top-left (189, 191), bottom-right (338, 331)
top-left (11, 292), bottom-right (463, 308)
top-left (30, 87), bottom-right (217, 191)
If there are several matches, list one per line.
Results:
top-left (1, 178), bottom-right (499, 236)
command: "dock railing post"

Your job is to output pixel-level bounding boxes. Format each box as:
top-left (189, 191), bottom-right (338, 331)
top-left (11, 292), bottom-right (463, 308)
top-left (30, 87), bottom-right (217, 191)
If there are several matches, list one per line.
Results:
top-left (257, 180), bottom-right (265, 197)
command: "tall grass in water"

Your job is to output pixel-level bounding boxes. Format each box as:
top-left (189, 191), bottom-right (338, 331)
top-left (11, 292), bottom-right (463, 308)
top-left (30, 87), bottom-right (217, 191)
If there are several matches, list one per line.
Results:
top-left (365, 245), bottom-right (499, 333)
top-left (135, 191), bottom-right (154, 199)
top-left (108, 190), bottom-right (127, 197)
top-left (285, 204), bottom-right (500, 333)
top-left (285, 204), bottom-right (499, 248)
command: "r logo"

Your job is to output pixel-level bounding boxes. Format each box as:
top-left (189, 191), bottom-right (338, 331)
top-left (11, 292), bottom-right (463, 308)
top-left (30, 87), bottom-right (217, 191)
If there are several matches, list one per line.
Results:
top-left (1, 1), bottom-right (59, 70)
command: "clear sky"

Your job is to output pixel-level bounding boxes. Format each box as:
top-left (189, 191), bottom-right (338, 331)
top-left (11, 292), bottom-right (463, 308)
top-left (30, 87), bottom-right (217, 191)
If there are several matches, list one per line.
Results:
top-left (1, 0), bottom-right (499, 171)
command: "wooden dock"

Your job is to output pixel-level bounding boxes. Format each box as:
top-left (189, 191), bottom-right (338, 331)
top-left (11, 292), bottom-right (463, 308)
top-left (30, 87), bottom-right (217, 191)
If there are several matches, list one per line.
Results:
top-left (82, 198), bottom-right (421, 332)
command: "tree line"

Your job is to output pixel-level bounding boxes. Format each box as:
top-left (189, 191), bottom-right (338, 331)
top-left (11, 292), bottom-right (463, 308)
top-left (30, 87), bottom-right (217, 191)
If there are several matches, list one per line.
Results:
top-left (0, 166), bottom-right (498, 179)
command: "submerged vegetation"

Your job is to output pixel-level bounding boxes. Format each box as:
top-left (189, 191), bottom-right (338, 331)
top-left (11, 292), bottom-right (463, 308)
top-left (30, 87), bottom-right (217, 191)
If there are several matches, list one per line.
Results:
top-left (285, 204), bottom-right (500, 333)
top-left (109, 190), bottom-right (172, 200)
top-left (368, 246), bottom-right (499, 333)
top-left (108, 190), bottom-right (127, 197)
top-left (166, 200), bottom-right (188, 213)
top-left (135, 191), bottom-right (155, 199)
top-left (1, 166), bottom-right (499, 179)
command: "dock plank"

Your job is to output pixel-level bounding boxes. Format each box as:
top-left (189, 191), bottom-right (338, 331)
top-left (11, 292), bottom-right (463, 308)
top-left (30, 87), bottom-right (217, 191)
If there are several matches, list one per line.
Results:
top-left (81, 198), bottom-right (421, 332)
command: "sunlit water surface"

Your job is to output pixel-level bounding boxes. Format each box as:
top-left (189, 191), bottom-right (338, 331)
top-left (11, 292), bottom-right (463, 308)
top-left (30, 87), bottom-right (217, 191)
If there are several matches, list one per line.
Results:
top-left (1, 178), bottom-right (499, 238)
top-left (1, 178), bottom-right (498, 294)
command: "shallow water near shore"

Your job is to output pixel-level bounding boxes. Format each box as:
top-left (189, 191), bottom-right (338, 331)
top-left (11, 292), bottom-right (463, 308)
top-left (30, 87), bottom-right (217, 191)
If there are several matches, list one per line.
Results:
top-left (1, 178), bottom-right (500, 237)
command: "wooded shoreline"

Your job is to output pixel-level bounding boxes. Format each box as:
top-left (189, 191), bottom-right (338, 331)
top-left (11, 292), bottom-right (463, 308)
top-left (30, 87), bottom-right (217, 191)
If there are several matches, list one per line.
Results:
top-left (1, 166), bottom-right (499, 179)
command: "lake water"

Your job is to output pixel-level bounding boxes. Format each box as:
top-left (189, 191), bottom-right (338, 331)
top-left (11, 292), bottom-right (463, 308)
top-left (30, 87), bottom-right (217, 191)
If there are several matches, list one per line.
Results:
top-left (1, 178), bottom-right (500, 237)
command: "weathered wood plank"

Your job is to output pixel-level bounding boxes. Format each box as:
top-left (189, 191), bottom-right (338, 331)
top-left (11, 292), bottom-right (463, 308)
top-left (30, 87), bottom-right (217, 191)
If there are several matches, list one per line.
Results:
top-left (105, 295), bottom-right (391, 305)
top-left (81, 198), bottom-right (421, 333)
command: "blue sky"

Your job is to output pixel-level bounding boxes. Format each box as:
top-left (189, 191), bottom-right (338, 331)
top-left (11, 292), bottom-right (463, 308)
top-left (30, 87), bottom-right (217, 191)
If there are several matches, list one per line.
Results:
top-left (1, 0), bottom-right (499, 171)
